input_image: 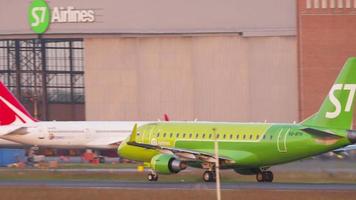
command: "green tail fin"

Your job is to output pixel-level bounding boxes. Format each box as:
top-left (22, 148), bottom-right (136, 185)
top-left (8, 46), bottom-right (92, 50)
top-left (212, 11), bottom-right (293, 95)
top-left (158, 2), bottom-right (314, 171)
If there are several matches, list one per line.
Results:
top-left (302, 57), bottom-right (356, 130)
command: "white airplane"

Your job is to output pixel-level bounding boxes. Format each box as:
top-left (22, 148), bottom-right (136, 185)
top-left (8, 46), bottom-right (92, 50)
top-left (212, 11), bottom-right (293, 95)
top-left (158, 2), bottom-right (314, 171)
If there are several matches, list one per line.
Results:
top-left (0, 82), bottom-right (151, 150)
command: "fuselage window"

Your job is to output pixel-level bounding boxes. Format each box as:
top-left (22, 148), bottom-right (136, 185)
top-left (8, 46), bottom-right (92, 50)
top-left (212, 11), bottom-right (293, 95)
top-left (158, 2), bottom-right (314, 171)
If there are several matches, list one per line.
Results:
top-left (263, 135), bottom-right (266, 139)
top-left (243, 134), bottom-right (246, 139)
top-left (170, 133), bottom-right (173, 138)
top-left (176, 133), bottom-right (180, 138)
top-left (256, 135), bottom-right (260, 140)
top-left (157, 133), bottom-right (160, 137)
top-left (209, 134), bottom-right (212, 139)
top-left (189, 133), bottom-right (192, 138)
top-left (223, 134), bottom-right (226, 139)
top-left (195, 133), bottom-right (199, 139)
top-left (229, 134), bottom-right (233, 139)
top-left (249, 134), bottom-right (253, 140)
top-left (183, 133), bottom-right (186, 138)
top-left (202, 134), bottom-right (206, 139)
top-left (270, 135), bottom-right (273, 140)
top-left (216, 134), bottom-right (220, 139)
top-left (163, 133), bottom-right (167, 138)
top-left (236, 134), bottom-right (239, 140)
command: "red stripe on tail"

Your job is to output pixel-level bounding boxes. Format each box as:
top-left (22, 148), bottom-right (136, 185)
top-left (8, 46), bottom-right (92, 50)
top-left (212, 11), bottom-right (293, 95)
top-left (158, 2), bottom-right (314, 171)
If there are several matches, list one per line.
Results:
top-left (0, 82), bottom-right (37, 125)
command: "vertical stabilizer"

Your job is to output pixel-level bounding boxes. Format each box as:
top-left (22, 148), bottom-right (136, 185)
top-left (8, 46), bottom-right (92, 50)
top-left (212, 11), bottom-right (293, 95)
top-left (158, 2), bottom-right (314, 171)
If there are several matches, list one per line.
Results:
top-left (0, 82), bottom-right (37, 125)
top-left (302, 58), bottom-right (356, 130)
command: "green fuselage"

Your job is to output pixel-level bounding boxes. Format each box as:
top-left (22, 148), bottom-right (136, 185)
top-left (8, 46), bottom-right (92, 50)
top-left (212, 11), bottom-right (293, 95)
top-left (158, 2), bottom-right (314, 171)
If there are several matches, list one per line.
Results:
top-left (118, 122), bottom-right (351, 169)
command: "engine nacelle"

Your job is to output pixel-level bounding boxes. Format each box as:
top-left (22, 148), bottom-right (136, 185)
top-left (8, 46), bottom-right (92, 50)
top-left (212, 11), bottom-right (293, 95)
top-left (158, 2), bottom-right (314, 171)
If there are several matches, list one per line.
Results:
top-left (150, 154), bottom-right (187, 174)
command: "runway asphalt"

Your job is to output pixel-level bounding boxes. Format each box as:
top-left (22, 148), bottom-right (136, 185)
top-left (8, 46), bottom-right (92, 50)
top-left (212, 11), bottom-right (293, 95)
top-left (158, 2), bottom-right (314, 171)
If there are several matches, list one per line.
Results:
top-left (1, 180), bottom-right (356, 191)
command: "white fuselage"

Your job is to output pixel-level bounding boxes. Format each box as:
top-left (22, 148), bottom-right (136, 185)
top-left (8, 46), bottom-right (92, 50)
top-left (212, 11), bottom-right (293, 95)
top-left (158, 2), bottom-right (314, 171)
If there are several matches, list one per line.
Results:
top-left (0, 121), bottom-right (151, 149)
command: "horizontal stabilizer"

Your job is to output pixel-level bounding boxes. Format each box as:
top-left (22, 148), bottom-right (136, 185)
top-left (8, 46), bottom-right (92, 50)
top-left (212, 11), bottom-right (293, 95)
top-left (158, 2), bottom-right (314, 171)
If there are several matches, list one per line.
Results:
top-left (301, 128), bottom-right (342, 139)
top-left (0, 126), bottom-right (28, 137)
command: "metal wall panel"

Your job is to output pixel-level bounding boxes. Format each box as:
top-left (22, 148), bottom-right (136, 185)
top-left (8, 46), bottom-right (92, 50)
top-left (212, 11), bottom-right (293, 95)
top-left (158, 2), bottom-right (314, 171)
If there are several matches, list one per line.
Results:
top-left (84, 35), bottom-right (298, 122)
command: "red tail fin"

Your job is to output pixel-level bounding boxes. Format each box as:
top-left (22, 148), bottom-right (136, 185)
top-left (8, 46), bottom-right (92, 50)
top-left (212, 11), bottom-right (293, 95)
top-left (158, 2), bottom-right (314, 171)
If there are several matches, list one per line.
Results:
top-left (163, 114), bottom-right (170, 122)
top-left (0, 82), bottom-right (37, 125)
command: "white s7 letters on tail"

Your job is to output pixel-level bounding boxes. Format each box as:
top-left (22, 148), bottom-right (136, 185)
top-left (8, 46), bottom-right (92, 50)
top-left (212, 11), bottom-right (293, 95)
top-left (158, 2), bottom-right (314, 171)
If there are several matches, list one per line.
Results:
top-left (326, 84), bottom-right (356, 119)
top-left (344, 84), bottom-right (356, 112)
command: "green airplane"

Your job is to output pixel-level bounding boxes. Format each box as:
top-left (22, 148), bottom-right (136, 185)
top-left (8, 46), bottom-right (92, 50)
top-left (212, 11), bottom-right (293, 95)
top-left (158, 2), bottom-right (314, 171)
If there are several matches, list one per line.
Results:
top-left (118, 58), bottom-right (356, 182)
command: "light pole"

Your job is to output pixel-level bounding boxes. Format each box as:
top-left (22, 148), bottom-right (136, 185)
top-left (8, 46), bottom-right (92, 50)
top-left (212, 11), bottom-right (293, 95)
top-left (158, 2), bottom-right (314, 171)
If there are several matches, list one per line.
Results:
top-left (213, 128), bottom-right (221, 200)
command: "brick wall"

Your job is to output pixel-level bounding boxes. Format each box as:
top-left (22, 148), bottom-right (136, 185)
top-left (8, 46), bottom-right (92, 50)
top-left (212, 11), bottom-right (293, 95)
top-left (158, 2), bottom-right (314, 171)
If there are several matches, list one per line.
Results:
top-left (298, 0), bottom-right (356, 128)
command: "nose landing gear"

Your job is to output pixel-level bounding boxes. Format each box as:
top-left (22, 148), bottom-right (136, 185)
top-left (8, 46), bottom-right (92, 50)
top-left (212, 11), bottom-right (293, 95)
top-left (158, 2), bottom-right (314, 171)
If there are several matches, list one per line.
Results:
top-left (147, 172), bottom-right (159, 181)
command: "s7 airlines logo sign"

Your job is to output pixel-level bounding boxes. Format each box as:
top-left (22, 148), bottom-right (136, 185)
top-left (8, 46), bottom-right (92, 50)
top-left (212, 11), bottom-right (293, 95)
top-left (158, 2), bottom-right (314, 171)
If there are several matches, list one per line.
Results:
top-left (28, 0), bottom-right (50, 34)
top-left (326, 84), bottom-right (356, 119)
top-left (28, 0), bottom-right (96, 34)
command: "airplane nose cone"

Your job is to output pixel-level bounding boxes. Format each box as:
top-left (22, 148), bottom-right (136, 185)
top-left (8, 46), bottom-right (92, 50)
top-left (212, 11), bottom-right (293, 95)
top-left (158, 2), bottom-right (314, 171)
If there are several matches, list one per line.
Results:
top-left (347, 130), bottom-right (356, 144)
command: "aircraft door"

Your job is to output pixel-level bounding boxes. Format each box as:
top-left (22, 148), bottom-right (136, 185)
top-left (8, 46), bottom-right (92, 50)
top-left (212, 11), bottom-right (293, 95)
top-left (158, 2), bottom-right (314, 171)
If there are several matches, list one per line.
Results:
top-left (142, 126), bottom-right (156, 144)
top-left (277, 128), bottom-right (289, 153)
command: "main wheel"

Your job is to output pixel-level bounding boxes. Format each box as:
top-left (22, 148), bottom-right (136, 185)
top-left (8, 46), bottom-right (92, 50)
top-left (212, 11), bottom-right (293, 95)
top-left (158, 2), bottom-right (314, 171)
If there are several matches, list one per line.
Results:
top-left (256, 171), bottom-right (274, 182)
top-left (148, 173), bottom-right (158, 181)
top-left (263, 171), bottom-right (273, 182)
top-left (203, 171), bottom-right (216, 182)
top-left (256, 172), bottom-right (264, 182)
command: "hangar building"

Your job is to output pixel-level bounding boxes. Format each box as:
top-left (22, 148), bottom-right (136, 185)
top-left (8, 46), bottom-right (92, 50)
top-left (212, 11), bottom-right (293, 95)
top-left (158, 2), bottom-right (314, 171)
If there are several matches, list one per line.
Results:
top-left (0, 0), bottom-right (354, 126)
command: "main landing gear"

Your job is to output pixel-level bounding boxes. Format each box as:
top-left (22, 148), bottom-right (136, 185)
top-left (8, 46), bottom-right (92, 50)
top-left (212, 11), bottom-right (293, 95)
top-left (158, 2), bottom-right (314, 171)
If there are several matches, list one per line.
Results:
top-left (147, 172), bottom-right (159, 181)
top-left (256, 171), bottom-right (273, 182)
top-left (203, 170), bottom-right (216, 182)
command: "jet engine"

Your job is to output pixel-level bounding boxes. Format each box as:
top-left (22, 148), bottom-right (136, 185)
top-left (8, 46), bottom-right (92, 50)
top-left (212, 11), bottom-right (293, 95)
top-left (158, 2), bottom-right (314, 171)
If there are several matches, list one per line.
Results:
top-left (150, 154), bottom-right (187, 174)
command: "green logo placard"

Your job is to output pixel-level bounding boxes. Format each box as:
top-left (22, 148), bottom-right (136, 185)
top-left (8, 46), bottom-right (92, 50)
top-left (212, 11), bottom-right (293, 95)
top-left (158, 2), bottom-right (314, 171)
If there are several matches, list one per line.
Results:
top-left (28, 0), bottom-right (51, 34)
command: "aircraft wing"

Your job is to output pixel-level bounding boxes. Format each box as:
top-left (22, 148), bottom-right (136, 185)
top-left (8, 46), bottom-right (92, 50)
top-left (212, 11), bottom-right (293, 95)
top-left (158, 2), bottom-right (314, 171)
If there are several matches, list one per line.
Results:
top-left (128, 141), bottom-right (235, 163)
top-left (127, 124), bottom-right (235, 164)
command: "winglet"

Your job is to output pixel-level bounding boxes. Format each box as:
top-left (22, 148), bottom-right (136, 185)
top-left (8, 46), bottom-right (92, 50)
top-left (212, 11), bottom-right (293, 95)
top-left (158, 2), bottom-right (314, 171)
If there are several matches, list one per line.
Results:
top-left (129, 123), bottom-right (138, 143)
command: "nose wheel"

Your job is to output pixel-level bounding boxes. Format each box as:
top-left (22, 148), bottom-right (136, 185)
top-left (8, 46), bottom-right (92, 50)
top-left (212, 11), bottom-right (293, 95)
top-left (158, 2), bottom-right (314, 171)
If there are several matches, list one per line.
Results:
top-left (203, 171), bottom-right (216, 182)
top-left (147, 172), bottom-right (158, 181)
top-left (256, 171), bottom-right (273, 182)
